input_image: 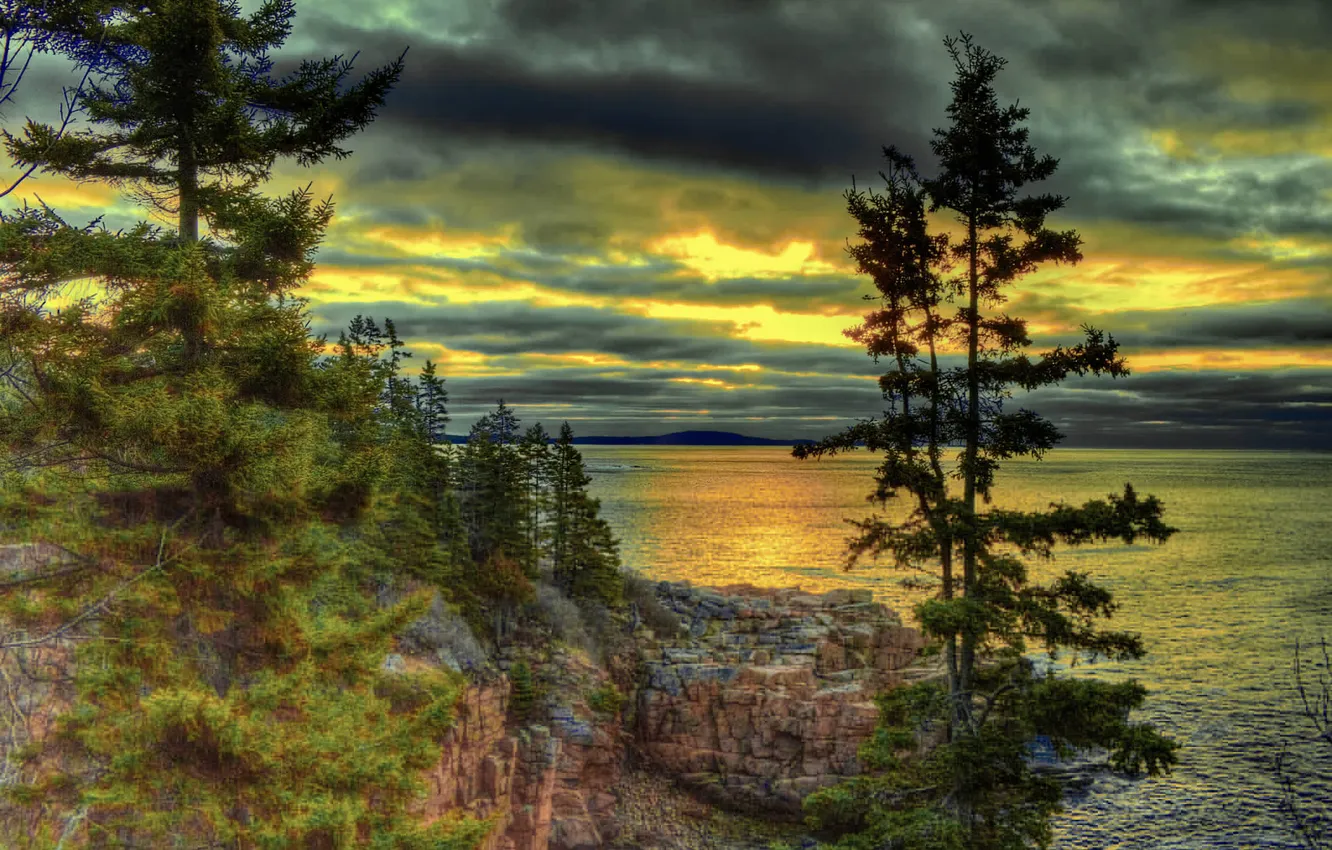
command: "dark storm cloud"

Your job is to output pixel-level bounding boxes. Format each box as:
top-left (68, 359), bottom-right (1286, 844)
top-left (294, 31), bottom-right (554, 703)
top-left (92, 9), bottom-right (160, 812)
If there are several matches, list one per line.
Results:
top-left (288, 0), bottom-right (1332, 253)
top-left (310, 300), bottom-right (739, 361)
top-left (1029, 370), bottom-right (1332, 449)
top-left (1114, 300), bottom-right (1332, 349)
top-left (321, 42), bottom-right (898, 182)
top-left (281, 0), bottom-right (1332, 449)
top-left (289, 5), bottom-right (938, 182)
top-left (442, 364), bottom-right (1332, 448)
top-left (441, 367), bottom-right (885, 436)
top-left (1008, 298), bottom-right (1332, 351)
top-left (308, 299), bottom-right (875, 375)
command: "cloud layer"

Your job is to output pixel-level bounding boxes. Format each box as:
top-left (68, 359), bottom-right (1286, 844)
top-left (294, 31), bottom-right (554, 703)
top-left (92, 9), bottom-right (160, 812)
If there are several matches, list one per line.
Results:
top-left (3, 0), bottom-right (1329, 448)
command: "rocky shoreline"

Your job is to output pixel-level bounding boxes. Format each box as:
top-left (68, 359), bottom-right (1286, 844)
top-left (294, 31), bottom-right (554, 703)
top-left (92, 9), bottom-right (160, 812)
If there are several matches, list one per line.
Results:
top-left (405, 580), bottom-right (934, 850)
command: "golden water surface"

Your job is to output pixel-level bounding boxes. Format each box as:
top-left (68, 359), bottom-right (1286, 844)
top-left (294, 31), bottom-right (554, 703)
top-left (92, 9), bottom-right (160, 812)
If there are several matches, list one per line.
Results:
top-left (582, 446), bottom-right (1332, 850)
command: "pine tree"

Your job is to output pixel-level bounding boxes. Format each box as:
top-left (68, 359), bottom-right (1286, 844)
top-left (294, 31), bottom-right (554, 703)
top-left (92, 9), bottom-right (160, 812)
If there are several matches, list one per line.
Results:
top-left (797, 32), bottom-right (1178, 849)
top-left (415, 359), bottom-right (450, 446)
top-left (0, 2), bottom-right (486, 846)
top-left (547, 422), bottom-right (587, 591)
top-left (330, 317), bottom-right (462, 591)
top-left (547, 422), bottom-right (622, 606)
top-left (517, 423), bottom-right (550, 575)
top-left (568, 493), bottom-right (623, 607)
top-left (457, 400), bottom-right (530, 571)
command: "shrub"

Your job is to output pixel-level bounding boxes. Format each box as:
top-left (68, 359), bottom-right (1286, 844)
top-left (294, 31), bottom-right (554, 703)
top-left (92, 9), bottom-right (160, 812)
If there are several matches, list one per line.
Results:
top-left (509, 661), bottom-right (536, 721)
top-left (531, 581), bottom-right (596, 656)
top-left (398, 590), bottom-right (490, 673)
top-left (586, 683), bottom-right (624, 717)
top-left (622, 570), bottom-right (683, 635)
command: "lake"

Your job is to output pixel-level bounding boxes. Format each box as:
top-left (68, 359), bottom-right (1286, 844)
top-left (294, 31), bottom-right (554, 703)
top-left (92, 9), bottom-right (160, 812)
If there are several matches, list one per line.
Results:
top-left (580, 446), bottom-right (1332, 849)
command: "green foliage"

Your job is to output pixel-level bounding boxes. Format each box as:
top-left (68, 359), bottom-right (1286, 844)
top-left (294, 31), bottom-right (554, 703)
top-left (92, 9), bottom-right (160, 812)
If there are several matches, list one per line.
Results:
top-left (548, 422), bottom-right (623, 607)
top-left (5, 0), bottom-right (407, 242)
top-left (457, 401), bottom-right (533, 575)
top-left (0, 1), bottom-right (489, 846)
top-left (509, 661), bottom-right (536, 722)
top-left (795, 31), bottom-right (1179, 850)
top-left (449, 412), bottom-right (623, 623)
top-left (586, 682), bottom-right (624, 716)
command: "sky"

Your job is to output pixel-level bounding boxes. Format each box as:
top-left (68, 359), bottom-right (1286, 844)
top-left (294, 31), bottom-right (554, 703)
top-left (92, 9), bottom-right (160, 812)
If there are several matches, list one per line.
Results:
top-left (6, 0), bottom-right (1332, 448)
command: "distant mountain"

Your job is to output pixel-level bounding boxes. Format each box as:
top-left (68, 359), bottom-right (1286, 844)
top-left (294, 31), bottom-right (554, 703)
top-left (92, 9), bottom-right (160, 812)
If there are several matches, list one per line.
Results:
top-left (576, 430), bottom-right (816, 446)
top-left (445, 430), bottom-right (815, 446)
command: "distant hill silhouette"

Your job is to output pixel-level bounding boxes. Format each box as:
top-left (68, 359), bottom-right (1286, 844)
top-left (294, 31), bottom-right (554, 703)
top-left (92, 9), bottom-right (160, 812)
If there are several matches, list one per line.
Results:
top-left (446, 430), bottom-right (815, 446)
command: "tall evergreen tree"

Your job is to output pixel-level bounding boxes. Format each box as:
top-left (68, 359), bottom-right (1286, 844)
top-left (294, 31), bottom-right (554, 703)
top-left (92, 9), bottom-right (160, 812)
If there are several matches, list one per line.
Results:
top-left (414, 359), bottom-right (450, 445)
top-left (518, 422), bottom-right (551, 575)
top-left (407, 358), bottom-right (468, 581)
top-left (547, 422), bottom-right (586, 588)
top-left (327, 316), bottom-right (465, 591)
top-left (797, 33), bottom-right (1178, 849)
top-left (547, 422), bottom-right (621, 606)
top-left (456, 401), bottom-right (535, 613)
top-left (0, 2), bottom-right (487, 846)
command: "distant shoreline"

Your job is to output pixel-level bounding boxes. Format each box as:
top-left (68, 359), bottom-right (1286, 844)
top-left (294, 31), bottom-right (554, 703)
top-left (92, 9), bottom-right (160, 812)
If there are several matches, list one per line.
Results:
top-left (442, 430), bottom-right (1328, 450)
top-left (445, 429), bottom-right (817, 446)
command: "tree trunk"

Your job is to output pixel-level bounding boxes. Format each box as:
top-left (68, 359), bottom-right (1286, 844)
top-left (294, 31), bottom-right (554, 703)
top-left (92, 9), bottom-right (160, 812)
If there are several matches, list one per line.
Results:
top-left (178, 141), bottom-right (199, 243)
top-left (925, 307), bottom-right (959, 743)
top-left (959, 215), bottom-right (980, 728)
top-left (955, 212), bottom-right (981, 834)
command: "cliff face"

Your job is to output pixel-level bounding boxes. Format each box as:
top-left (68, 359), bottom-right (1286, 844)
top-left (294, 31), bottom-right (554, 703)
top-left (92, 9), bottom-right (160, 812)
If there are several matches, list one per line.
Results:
top-left (405, 650), bottom-right (627, 850)
top-left (413, 581), bottom-right (929, 849)
top-left (634, 583), bottom-right (927, 814)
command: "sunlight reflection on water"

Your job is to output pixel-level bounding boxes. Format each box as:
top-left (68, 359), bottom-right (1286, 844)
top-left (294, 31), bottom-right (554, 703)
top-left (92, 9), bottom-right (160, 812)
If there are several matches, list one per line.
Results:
top-left (581, 446), bottom-right (1332, 849)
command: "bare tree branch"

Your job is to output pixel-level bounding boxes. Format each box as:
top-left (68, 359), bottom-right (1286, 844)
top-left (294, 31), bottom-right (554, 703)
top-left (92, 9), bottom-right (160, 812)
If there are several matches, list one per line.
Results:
top-left (0, 526), bottom-right (180, 651)
top-left (0, 2), bottom-right (109, 199)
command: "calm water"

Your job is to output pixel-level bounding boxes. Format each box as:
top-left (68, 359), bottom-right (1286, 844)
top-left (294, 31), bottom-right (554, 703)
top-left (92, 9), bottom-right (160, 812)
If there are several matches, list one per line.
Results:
top-left (580, 446), bottom-right (1332, 849)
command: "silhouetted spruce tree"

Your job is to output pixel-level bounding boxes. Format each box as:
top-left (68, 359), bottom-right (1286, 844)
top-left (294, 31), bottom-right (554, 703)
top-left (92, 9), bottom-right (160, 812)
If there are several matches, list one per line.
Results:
top-left (518, 422), bottom-right (551, 575)
top-left (458, 400), bottom-right (532, 570)
top-left (325, 316), bottom-right (469, 592)
top-left (567, 492), bottom-right (623, 607)
top-left (456, 402), bottom-right (537, 640)
top-left (6, 0), bottom-right (406, 245)
top-left (547, 422), bottom-right (622, 606)
top-left (408, 357), bottom-right (470, 581)
top-left (546, 422), bottom-right (584, 591)
top-left (797, 32), bottom-right (1178, 850)
top-left (415, 358), bottom-right (450, 445)
top-left (0, 2), bottom-right (490, 846)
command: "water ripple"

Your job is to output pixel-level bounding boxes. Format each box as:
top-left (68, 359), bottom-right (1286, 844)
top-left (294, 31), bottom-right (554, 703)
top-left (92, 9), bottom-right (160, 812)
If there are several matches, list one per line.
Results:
top-left (580, 447), bottom-right (1332, 849)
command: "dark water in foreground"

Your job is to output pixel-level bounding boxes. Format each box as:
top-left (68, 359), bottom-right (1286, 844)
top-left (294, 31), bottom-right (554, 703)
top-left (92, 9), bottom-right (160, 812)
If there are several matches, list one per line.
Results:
top-left (579, 447), bottom-right (1332, 849)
